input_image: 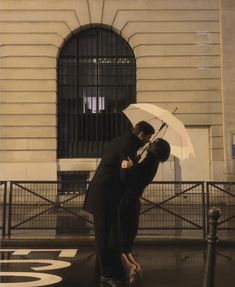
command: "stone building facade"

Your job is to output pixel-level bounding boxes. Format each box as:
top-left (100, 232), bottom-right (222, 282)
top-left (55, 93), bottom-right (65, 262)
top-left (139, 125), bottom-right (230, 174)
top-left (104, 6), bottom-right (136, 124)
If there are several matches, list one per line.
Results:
top-left (0, 0), bottom-right (234, 181)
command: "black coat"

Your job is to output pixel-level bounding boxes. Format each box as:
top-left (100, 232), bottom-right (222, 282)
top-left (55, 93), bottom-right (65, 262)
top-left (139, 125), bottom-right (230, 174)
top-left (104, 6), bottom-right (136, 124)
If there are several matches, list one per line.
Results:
top-left (83, 132), bottom-right (143, 215)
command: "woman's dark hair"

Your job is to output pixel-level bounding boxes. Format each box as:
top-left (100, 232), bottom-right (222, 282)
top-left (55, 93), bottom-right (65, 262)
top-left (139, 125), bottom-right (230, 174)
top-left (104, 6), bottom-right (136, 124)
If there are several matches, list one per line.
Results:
top-left (148, 138), bottom-right (171, 162)
top-left (133, 121), bottom-right (155, 136)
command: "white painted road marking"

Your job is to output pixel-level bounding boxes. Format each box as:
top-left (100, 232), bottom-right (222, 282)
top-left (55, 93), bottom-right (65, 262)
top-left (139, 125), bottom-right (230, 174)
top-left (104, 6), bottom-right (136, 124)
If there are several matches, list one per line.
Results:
top-left (0, 249), bottom-right (78, 257)
top-left (0, 251), bottom-right (75, 287)
top-left (0, 272), bottom-right (62, 287)
top-left (0, 259), bottom-right (71, 270)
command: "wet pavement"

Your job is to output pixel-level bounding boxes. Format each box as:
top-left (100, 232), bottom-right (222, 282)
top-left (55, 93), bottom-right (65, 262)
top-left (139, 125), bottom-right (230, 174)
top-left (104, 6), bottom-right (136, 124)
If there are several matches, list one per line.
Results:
top-left (1, 245), bottom-right (235, 287)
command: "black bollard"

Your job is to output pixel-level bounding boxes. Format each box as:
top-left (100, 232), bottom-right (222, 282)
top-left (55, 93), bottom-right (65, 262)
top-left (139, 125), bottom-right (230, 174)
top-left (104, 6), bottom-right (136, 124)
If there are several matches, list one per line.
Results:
top-left (203, 207), bottom-right (221, 287)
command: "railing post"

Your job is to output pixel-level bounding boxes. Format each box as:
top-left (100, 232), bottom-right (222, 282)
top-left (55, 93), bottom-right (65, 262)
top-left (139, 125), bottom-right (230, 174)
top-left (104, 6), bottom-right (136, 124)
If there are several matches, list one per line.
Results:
top-left (202, 182), bottom-right (206, 239)
top-left (8, 182), bottom-right (13, 236)
top-left (203, 206), bottom-right (221, 287)
top-left (2, 182), bottom-right (7, 236)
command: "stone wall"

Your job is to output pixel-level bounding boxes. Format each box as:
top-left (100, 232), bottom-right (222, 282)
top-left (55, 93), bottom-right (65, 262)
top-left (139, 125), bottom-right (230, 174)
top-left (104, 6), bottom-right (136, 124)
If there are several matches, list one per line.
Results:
top-left (0, 0), bottom-right (229, 180)
top-left (220, 0), bottom-right (235, 181)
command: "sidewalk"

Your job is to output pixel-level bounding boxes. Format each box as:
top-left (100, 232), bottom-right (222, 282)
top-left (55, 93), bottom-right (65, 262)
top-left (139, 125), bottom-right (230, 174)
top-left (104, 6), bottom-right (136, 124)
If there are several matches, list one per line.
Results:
top-left (1, 233), bottom-right (235, 248)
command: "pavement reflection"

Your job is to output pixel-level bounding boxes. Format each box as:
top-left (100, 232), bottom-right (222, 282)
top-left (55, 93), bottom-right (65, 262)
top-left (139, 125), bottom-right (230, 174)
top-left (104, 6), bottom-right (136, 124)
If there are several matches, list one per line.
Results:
top-left (0, 246), bottom-right (235, 287)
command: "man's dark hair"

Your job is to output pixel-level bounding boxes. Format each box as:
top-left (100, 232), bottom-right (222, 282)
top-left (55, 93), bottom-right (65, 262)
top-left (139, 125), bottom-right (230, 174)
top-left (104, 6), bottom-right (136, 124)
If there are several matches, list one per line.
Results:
top-left (148, 138), bottom-right (171, 162)
top-left (133, 121), bottom-right (155, 136)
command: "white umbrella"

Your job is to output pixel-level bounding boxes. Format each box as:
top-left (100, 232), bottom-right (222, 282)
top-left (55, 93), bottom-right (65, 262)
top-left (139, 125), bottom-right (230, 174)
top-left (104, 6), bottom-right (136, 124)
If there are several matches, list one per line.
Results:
top-left (123, 103), bottom-right (195, 160)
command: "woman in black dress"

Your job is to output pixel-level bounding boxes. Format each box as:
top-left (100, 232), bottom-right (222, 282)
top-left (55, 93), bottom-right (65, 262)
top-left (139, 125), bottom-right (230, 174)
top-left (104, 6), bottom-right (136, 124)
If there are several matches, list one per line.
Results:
top-left (115, 138), bottom-right (171, 283)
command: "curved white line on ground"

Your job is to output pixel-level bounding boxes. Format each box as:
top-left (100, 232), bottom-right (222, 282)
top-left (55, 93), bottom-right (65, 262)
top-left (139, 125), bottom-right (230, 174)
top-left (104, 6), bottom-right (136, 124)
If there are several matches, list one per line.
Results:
top-left (0, 272), bottom-right (62, 287)
top-left (0, 259), bottom-right (71, 270)
top-left (0, 249), bottom-right (78, 258)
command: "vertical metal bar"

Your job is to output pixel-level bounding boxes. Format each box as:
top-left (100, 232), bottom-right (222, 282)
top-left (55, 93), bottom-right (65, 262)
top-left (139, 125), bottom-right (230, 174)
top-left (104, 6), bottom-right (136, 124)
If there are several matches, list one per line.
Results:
top-left (77, 36), bottom-right (81, 156)
top-left (102, 31), bottom-right (108, 142)
top-left (61, 59), bottom-right (64, 156)
top-left (114, 32), bottom-right (118, 138)
top-left (206, 182), bottom-right (210, 235)
top-left (63, 56), bottom-right (71, 155)
top-left (8, 182), bottom-right (13, 236)
top-left (57, 59), bottom-right (60, 157)
top-left (202, 182), bottom-right (206, 238)
top-left (75, 36), bottom-right (78, 157)
top-left (61, 57), bottom-right (65, 156)
top-left (69, 47), bottom-right (73, 157)
top-left (96, 28), bottom-right (99, 156)
top-left (2, 182), bottom-right (7, 236)
top-left (57, 61), bottom-right (60, 157)
top-left (87, 31), bottom-right (90, 157)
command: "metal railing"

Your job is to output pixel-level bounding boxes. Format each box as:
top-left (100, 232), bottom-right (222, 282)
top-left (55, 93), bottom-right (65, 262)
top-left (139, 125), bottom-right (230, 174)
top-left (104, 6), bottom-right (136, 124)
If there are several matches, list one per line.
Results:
top-left (0, 181), bottom-right (234, 237)
top-left (5, 181), bottom-right (206, 236)
top-left (139, 181), bottom-right (206, 237)
top-left (206, 182), bottom-right (235, 232)
top-left (8, 181), bottom-right (93, 235)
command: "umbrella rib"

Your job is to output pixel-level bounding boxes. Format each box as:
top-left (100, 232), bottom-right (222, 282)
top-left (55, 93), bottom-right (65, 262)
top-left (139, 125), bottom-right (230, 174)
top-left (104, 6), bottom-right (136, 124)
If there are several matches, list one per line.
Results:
top-left (124, 104), bottom-right (194, 160)
top-left (148, 116), bottom-right (162, 122)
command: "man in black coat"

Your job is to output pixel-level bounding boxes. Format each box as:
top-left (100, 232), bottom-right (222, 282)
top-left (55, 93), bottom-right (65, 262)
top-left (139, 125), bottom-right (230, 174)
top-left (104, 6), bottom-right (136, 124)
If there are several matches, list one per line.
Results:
top-left (83, 121), bottom-right (155, 286)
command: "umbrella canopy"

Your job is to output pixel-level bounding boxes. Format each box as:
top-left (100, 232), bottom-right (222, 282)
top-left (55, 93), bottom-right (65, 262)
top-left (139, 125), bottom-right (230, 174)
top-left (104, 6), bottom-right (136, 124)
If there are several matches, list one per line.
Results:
top-left (123, 103), bottom-right (195, 160)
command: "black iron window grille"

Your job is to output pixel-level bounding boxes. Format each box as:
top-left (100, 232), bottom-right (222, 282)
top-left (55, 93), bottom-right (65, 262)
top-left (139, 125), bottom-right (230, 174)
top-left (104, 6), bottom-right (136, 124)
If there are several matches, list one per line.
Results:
top-left (57, 27), bottom-right (136, 158)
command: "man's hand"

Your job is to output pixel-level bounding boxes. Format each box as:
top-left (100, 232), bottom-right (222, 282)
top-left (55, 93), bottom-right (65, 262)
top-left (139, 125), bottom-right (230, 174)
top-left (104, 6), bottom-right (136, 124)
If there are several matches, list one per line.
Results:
top-left (121, 157), bottom-right (133, 169)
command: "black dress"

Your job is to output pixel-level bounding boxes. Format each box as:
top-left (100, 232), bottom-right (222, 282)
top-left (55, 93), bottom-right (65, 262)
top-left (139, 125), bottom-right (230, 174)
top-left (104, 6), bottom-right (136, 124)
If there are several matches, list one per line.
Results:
top-left (113, 151), bottom-right (160, 254)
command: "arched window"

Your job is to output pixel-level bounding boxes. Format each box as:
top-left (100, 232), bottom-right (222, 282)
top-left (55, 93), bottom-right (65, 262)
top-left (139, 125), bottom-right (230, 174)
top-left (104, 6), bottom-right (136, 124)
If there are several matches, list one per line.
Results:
top-left (57, 27), bottom-right (136, 158)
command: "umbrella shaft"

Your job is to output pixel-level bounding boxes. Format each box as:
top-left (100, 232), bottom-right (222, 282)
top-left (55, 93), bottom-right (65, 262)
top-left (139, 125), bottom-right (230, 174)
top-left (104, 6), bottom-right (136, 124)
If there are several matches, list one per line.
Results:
top-left (139, 124), bottom-right (168, 158)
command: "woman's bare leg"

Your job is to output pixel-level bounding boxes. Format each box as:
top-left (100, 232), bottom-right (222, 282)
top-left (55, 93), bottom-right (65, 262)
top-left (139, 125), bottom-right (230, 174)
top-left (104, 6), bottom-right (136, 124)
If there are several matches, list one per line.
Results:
top-left (126, 253), bottom-right (142, 272)
top-left (120, 253), bottom-right (136, 283)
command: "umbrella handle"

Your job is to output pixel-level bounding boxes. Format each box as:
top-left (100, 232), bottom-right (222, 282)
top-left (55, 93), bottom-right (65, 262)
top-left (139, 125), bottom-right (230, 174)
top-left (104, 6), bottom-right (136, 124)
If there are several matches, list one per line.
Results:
top-left (137, 120), bottom-right (170, 161)
top-left (137, 107), bottom-right (177, 161)
top-left (133, 154), bottom-right (142, 164)
top-left (159, 122), bottom-right (167, 132)
top-left (138, 123), bottom-right (167, 159)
